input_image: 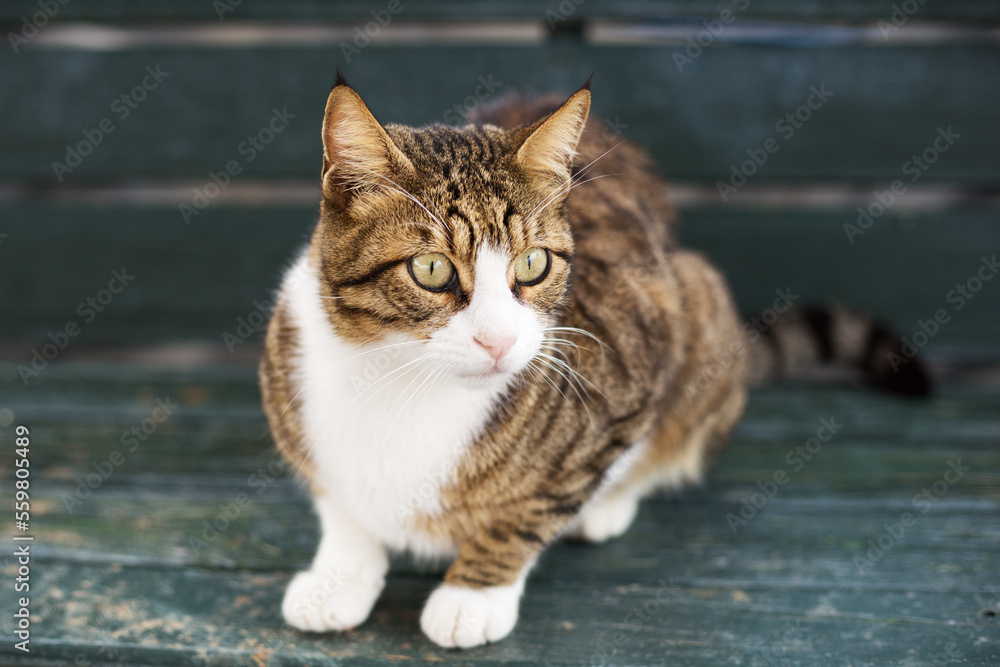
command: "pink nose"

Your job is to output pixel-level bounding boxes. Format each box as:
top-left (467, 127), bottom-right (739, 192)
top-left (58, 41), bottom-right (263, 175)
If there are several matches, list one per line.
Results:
top-left (475, 332), bottom-right (517, 362)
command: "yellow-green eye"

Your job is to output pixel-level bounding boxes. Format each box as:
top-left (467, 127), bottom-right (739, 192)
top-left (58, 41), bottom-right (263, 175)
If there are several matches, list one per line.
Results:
top-left (514, 247), bottom-right (550, 286)
top-left (409, 253), bottom-right (456, 291)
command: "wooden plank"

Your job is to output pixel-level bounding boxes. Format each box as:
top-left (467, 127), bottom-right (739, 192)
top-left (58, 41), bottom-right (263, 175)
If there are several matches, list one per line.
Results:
top-left (2, 0), bottom-right (999, 22)
top-left (1, 204), bottom-right (997, 355)
top-left (1, 364), bottom-right (997, 664)
top-left (1, 44), bottom-right (997, 182)
top-left (2, 369), bottom-right (998, 572)
top-left (0, 562), bottom-right (996, 666)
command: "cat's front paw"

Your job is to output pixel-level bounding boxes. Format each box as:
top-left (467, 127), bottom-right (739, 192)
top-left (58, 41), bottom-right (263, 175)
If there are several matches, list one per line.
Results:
top-left (420, 583), bottom-right (521, 648)
top-left (282, 568), bottom-right (384, 632)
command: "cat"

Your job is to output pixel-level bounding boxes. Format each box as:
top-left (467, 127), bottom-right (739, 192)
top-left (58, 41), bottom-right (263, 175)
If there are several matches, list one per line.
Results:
top-left (259, 74), bottom-right (929, 649)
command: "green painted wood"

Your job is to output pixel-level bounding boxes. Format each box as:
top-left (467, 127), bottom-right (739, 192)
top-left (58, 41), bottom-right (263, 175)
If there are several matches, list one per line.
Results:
top-left (1, 365), bottom-right (998, 573)
top-left (2, 44), bottom-right (997, 182)
top-left (1, 204), bottom-right (997, 356)
top-left (2, 0), bottom-right (999, 22)
top-left (0, 371), bottom-right (998, 665)
top-left (0, 563), bottom-right (997, 666)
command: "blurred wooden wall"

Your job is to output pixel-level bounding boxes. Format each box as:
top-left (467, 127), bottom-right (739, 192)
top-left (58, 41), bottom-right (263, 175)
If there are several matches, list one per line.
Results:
top-left (1, 0), bottom-right (997, 363)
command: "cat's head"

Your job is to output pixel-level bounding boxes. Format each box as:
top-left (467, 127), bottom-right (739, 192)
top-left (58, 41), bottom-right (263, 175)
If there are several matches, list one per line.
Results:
top-left (314, 77), bottom-right (590, 388)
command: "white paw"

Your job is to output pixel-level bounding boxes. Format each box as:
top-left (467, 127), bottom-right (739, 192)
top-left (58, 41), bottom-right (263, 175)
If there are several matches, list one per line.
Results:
top-left (282, 568), bottom-right (384, 632)
top-left (568, 493), bottom-right (639, 543)
top-left (420, 583), bottom-right (522, 648)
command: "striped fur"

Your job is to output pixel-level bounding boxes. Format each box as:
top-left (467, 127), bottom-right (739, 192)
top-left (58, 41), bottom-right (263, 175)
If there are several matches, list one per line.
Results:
top-left (259, 79), bottom-right (929, 648)
top-left (745, 302), bottom-right (932, 396)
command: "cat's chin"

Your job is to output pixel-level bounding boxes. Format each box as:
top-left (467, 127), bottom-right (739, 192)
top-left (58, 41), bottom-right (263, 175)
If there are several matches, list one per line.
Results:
top-left (453, 367), bottom-right (517, 390)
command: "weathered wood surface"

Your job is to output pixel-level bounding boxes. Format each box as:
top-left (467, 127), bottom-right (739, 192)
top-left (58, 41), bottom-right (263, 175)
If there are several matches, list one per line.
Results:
top-left (1, 2), bottom-right (998, 665)
top-left (0, 364), bottom-right (998, 665)
top-left (1, 44), bottom-right (997, 183)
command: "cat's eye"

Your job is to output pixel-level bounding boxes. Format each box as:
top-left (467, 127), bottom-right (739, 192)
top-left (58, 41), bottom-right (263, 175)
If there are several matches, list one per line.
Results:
top-left (409, 253), bottom-right (456, 291)
top-left (514, 247), bottom-right (550, 286)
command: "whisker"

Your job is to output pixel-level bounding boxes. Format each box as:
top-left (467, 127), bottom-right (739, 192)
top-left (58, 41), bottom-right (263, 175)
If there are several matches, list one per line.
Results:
top-left (540, 337), bottom-right (592, 356)
top-left (294, 352), bottom-right (435, 478)
top-left (574, 139), bottom-right (627, 182)
top-left (525, 173), bottom-right (623, 232)
top-left (523, 140), bottom-right (626, 224)
top-left (544, 326), bottom-right (610, 352)
top-left (276, 334), bottom-right (400, 420)
top-left (528, 359), bottom-right (572, 406)
top-left (532, 355), bottom-right (596, 432)
top-left (536, 351), bottom-right (607, 402)
top-left (355, 166), bottom-right (450, 237)
top-left (540, 342), bottom-right (584, 368)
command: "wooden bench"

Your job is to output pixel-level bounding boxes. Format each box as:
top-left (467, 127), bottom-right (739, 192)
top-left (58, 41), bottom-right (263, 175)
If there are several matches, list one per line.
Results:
top-left (1, 1), bottom-right (998, 664)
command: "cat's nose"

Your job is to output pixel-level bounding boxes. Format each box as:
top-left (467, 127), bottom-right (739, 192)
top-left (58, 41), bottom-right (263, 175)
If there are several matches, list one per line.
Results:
top-left (475, 331), bottom-right (517, 362)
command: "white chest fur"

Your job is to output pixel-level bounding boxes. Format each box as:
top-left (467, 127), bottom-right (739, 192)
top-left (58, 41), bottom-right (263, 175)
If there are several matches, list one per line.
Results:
top-left (281, 252), bottom-right (504, 557)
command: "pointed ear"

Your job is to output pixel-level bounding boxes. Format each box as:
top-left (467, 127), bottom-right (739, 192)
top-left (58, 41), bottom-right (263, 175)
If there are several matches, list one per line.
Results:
top-left (516, 86), bottom-right (591, 184)
top-left (321, 83), bottom-right (414, 209)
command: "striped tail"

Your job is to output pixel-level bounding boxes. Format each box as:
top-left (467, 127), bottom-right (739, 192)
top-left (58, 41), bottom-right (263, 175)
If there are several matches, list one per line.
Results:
top-left (744, 302), bottom-right (932, 397)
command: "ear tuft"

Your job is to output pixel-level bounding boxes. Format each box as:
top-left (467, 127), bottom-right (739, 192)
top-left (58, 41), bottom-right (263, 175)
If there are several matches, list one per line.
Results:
top-left (321, 84), bottom-right (413, 209)
top-left (334, 67), bottom-right (349, 90)
top-left (516, 87), bottom-right (591, 184)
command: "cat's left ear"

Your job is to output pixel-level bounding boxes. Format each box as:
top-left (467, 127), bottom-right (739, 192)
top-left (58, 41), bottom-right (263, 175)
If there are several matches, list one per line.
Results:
top-left (516, 81), bottom-right (591, 184)
top-left (321, 79), bottom-right (415, 210)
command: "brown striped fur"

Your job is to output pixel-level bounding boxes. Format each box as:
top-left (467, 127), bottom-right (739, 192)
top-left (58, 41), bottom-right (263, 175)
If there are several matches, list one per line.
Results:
top-left (259, 78), bottom-right (928, 643)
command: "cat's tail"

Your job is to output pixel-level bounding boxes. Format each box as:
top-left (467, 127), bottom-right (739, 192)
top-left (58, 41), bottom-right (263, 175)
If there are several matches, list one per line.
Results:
top-left (744, 302), bottom-right (932, 397)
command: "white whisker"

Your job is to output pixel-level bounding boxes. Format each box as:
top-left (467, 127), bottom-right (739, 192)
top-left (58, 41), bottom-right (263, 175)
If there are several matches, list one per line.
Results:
top-left (532, 355), bottom-right (596, 433)
top-left (293, 352), bottom-right (434, 478)
top-left (523, 140), bottom-right (626, 225)
top-left (537, 350), bottom-right (607, 402)
top-left (355, 166), bottom-right (450, 237)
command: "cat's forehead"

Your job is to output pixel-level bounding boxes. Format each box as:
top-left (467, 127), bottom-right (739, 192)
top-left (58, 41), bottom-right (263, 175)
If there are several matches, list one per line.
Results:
top-left (378, 123), bottom-right (571, 257)
top-left (387, 124), bottom-right (514, 183)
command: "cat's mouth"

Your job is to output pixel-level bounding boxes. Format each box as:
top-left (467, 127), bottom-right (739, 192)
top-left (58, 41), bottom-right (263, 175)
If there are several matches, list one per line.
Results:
top-left (455, 362), bottom-right (517, 385)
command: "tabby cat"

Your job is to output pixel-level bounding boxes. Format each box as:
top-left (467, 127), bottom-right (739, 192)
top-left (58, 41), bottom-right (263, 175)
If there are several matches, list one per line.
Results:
top-left (259, 75), bottom-right (928, 648)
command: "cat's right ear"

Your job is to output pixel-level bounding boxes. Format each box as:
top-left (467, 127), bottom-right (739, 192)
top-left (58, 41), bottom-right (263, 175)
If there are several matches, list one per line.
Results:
top-left (321, 81), bottom-right (415, 210)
